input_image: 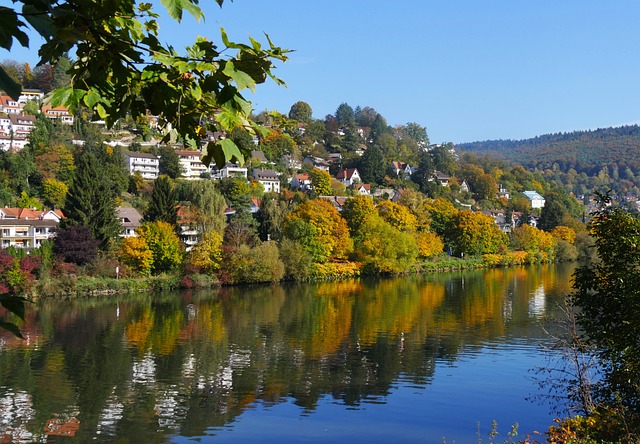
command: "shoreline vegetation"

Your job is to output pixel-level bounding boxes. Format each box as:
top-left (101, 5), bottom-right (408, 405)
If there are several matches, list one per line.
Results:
top-left (29, 253), bottom-right (556, 300)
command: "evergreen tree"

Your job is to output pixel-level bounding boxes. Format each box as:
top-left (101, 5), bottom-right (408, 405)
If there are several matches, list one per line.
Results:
top-left (145, 175), bottom-right (178, 225)
top-left (61, 152), bottom-right (120, 248)
top-left (359, 144), bottom-right (386, 185)
top-left (335, 103), bottom-right (355, 129)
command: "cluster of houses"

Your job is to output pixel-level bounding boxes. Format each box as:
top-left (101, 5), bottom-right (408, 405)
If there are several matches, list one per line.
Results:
top-left (0, 89), bottom-right (74, 150)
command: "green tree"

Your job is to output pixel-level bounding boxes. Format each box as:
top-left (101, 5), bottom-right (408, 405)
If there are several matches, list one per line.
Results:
top-left (402, 122), bottom-right (429, 146)
top-left (573, 198), bottom-right (640, 433)
top-left (335, 103), bottom-right (355, 129)
top-left (353, 215), bottom-right (419, 274)
top-left (136, 221), bottom-right (184, 273)
top-left (288, 101), bottom-right (313, 123)
top-left (177, 180), bottom-right (226, 234)
top-left (60, 152), bottom-right (120, 248)
top-left (1, 0), bottom-right (290, 168)
top-left (145, 175), bottom-right (178, 225)
top-left (359, 144), bottom-right (385, 185)
top-left (539, 195), bottom-right (568, 232)
top-left (342, 195), bottom-right (377, 234)
top-left (156, 145), bottom-right (182, 179)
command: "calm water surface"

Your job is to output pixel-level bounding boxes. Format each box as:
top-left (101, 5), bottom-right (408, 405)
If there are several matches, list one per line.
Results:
top-left (0, 263), bottom-right (576, 443)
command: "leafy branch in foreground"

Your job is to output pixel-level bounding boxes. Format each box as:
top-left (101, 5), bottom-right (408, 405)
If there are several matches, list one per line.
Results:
top-left (1, 0), bottom-right (290, 167)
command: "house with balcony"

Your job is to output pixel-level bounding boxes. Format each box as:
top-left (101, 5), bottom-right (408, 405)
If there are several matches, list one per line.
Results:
top-left (210, 162), bottom-right (248, 180)
top-left (176, 150), bottom-right (208, 180)
top-left (0, 208), bottom-right (63, 251)
top-left (123, 151), bottom-right (160, 179)
top-left (42, 104), bottom-right (74, 124)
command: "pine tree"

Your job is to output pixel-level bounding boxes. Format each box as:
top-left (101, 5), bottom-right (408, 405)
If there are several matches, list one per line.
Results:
top-left (61, 152), bottom-right (120, 248)
top-left (145, 175), bottom-right (178, 225)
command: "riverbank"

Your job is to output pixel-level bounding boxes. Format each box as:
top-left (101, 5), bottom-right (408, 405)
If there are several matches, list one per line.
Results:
top-left (27, 253), bottom-right (560, 299)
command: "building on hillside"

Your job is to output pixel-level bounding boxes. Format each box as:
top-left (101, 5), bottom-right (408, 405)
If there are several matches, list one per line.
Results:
top-left (0, 208), bottom-right (63, 250)
top-left (42, 104), bottom-right (74, 124)
top-left (123, 151), bottom-right (160, 180)
top-left (390, 161), bottom-right (415, 178)
top-left (176, 150), bottom-right (208, 180)
top-left (251, 150), bottom-right (269, 165)
top-left (523, 191), bottom-right (545, 208)
top-left (432, 171), bottom-right (450, 186)
top-left (210, 162), bottom-right (247, 180)
top-left (353, 183), bottom-right (371, 196)
top-left (253, 168), bottom-right (280, 193)
top-left (335, 168), bottom-right (361, 186)
top-left (0, 95), bottom-right (21, 114)
top-left (177, 206), bottom-right (200, 251)
top-left (7, 114), bottom-right (35, 150)
top-left (303, 156), bottom-right (331, 172)
top-left (18, 89), bottom-right (44, 105)
top-left (291, 173), bottom-right (312, 191)
top-left (116, 206), bottom-right (143, 238)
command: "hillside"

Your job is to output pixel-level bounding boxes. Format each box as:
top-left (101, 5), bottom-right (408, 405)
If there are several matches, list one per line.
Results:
top-left (457, 125), bottom-right (640, 174)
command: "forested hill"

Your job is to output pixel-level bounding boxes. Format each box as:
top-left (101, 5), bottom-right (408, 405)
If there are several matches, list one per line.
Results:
top-left (457, 125), bottom-right (640, 174)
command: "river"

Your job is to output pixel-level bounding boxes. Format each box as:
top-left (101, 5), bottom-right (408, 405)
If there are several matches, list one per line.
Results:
top-left (0, 263), bottom-right (577, 443)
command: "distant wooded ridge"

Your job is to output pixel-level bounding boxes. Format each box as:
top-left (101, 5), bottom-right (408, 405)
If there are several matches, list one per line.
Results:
top-left (457, 125), bottom-right (640, 174)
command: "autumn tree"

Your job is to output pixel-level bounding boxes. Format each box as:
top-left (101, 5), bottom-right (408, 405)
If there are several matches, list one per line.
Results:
top-left (353, 216), bottom-right (419, 274)
top-left (42, 178), bottom-right (68, 208)
top-left (376, 200), bottom-right (418, 232)
top-left (186, 230), bottom-right (223, 274)
top-left (176, 180), bottom-right (227, 235)
top-left (449, 210), bottom-right (508, 256)
top-left (283, 198), bottom-right (353, 262)
top-left (342, 195), bottom-right (377, 234)
top-left (309, 168), bottom-right (332, 196)
top-left (136, 221), bottom-right (184, 274)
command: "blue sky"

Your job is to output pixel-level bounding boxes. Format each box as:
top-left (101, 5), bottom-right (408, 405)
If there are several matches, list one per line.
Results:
top-left (3, 1), bottom-right (640, 144)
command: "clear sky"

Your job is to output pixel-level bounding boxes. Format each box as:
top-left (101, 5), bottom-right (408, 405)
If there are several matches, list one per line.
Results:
top-left (3, 0), bottom-right (640, 144)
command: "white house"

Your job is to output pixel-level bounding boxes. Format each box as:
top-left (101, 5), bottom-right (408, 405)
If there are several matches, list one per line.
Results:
top-left (116, 206), bottom-right (143, 237)
top-left (0, 208), bottom-right (63, 251)
top-left (335, 167), bottom-right (361, 186)
top-left (210, 162), bottom-right (248, 180)
top-left (176, 150), bottom-right (208, 180)
top-left (253, 168), bottom-right (280, 193)
top-left (123, 151), bottom-right (160, 179)
top-left (523, 191), bottom-right (545, 209)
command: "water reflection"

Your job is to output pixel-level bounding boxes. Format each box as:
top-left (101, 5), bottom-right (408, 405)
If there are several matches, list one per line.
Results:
top-left (0, 263), bottom-right (576, 442)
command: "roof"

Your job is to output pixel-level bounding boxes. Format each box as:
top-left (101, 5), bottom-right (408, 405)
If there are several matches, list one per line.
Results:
top-left (175, 150), bottom-right (202, 158)
top-left (116, 206), bottom-right (143, 226)
top-left (252, 150), bottom-right (268, 162)
top-left (8, 114), bottom-right (35, 124)
top-left (336, 167), bottom-right (359, 180)
top-left (523, 191), bottom-right (545, 200)
top-left (123, 151), bottom-right (158, 159)
top-left (0, 207), bottom-right (63, 221)
top-left (253, 168), bottom-right (278, 180)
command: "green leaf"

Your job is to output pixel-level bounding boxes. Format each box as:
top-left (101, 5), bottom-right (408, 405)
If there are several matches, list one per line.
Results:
top-left (83, 90), bottom-right (101, 108)
top-left (202, 139), bottom-right (244, 168)
top-left (0, 7), bottom-right (29, 50)
top-left (160, 0), bottom-right (184, 21)
top-left (182, 0), bottom-right (204, 21)
top-left (22, 4), bottom-right (55, 39)
top-left (0, 67), bottom-right (22, 100)
top-left (222, 61), bottom-right (256, 92)
top-left (0, 321), bottom-right (23, 339)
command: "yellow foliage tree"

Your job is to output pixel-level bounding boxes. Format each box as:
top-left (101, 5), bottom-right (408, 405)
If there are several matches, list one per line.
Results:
top-left (120, 236), bottom-right (153, 275)
top-left (376, 200), bottom-right (418, 232)
top-left (551, 225), bottom-right (577, 244)
top-left (284, 198), bottom-right (353, 262)
top-left (187, 230), bottom-right (223, 274)
top-left (415, 231), bottom-right (444, 258)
